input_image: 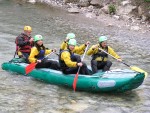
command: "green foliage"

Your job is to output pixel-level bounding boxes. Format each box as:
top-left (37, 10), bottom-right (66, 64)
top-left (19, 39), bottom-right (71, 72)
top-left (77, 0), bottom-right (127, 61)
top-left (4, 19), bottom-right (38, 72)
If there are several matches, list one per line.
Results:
top-left (144, 0), bottom-right (150, 2)
top-left (108, 4), bottom-right (116, 15)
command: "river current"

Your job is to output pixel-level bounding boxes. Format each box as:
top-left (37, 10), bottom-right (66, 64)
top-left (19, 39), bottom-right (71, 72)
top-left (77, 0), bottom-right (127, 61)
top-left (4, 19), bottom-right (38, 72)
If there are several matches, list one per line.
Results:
top-left (0, 0), bottom-right (150, 113)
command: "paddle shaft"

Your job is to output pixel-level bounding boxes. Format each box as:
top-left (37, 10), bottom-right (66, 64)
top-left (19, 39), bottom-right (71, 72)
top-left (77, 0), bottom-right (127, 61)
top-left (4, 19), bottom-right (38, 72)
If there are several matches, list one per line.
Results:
top-left (73, 45), bottom-right (89, 91)
top-left (98, 48), bottom-right (130, 67)
top-left (76, 45), bottom-right (89, 74)
top-left (42, 52), bottom-right (54, 60)
top-left (13, 50), bottom-right (17, 58)
top-left (99, 48), bottom-right (148, 78)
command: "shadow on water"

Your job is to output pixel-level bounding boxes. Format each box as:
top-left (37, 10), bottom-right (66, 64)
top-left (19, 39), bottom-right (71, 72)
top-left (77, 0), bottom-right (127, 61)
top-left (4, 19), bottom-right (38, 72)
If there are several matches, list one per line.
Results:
top-left (53, 85), bottom-right (144, 113)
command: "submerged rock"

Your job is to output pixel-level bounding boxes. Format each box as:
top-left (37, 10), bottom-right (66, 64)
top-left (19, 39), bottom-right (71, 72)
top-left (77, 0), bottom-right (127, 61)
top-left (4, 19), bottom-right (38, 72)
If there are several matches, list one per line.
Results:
top-left (68, 7), bottom-right (80, 13)
top-left (85, 12), bottom-right (96, 18)
top-left (28, 0), bottom-right (36, 3)
top-left (130, 26), bottom-right (140, 31)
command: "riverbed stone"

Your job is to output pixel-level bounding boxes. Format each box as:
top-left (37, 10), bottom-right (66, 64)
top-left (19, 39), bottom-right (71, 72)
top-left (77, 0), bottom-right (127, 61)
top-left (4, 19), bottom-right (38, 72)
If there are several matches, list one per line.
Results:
top-left (85, 12), bottom-right (96, 18)
top-left (90, 0), bottom-right (103, 8)
top-left (101, 5), bottom-right (109, 14)
top-left (68, 7), bottom-right (80, 13)
top-left (78, 0), bottom-right (90, 7)
top-left (70, 100), bottom-right (77, 104)
top-left (118, 4), bottom-right (136, 15)
top-left (63, 0), bottom-right (79, 3)
top-left (121, 0), bottom-right (130, 6)
top-left (113, 15), bottom-right (120, 20)
top-left (28, 0), bottom-right (36, 3)
top-left (138, 5), bottom-right (144, 16)
top-left (130, 25), bottom-right (140, 31)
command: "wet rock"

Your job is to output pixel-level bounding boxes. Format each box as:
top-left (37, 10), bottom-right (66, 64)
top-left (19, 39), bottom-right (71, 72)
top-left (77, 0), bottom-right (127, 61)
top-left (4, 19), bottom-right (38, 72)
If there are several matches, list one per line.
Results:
top-left (103, 0), bottom-right (114, 5)
top-left (63, 0), bottom-right (79, 4)
top-left (121, 0), bottom-right (130, 6)
top-left (88, 5), bottom-right (94, 11)
top-left (80, 5), bottom-right (94, 13)
top-left (113, 15), bottom-right (120, 20)
top-left (90, 0), bottom-right (103, 8)
top-left (121, 15), bottom-right (132, 22)
top-left (85, 12), bottom-right (96, 18)
top-left (70, 100), bottom-right (77, 104)
top-left (106, 23), bottom-right (113, 27)
top-left (138, 5), bottom-right (150, 21)
top-left (68, 7), bottom-right (80, 13)
top-left (101, 5), bottom-right (109, 14)
top-left (67, 3), bottom-right (78, 8)
top-left (142, 15), bottom-right (147, 21)
top-left (138, 5), bottom-right (144, 16)
top-left (80, 7), bottom-right (90, 13)
top-left (88, 99), bottom-right (97, 104)
top-left (92, 9), bottom-right (103, 16)
top-left (130, 26), bottom-right (140, 31)
top-left (78, 0), bottom-right (90, 7)
top-left (118, 4), bottom-right (136, 15)
top-left (28, 0), bottom-right (36, 3)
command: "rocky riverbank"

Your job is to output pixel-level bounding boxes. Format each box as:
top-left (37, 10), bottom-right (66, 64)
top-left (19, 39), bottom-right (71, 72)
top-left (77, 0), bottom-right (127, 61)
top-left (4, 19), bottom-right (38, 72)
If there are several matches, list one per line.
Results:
top-left (23, 0), bottom-right (150, 33)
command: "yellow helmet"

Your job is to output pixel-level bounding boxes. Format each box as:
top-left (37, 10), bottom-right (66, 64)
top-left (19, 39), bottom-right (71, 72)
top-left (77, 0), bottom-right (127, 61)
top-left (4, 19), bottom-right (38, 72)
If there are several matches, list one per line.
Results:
top-left (24, 26), bottom-right (32, 31)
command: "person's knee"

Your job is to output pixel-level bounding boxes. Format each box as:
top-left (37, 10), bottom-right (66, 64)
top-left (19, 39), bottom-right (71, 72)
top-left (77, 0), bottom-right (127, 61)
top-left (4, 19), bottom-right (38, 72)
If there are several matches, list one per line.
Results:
top-left (106, 61), bottom-right (112, 67)
top-left (82, 62), bottom-right (87, 67)
top-left (52, 61), bottom-right (60, 70)
top-left (91, 60), bottom-right (97, 65)
top-left (102, 61), bottom-right (112, 71)
top-left (56, 63), bottom-right (61, 69)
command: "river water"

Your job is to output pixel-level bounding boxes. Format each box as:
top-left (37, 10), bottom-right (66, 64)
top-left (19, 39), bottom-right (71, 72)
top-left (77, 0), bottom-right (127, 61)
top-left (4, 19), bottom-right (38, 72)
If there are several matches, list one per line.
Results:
top-left (0, 0), bottom-right (150, 113)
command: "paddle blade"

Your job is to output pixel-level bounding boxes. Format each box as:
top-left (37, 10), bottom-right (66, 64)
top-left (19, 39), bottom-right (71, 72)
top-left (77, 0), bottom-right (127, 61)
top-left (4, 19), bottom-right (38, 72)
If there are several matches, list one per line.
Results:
top-left (25, 63), bottom-right (37, 75)
top-left (73, 72), bottom-right (79, 92)
top-left (130, 66), bottom-right (148, 78)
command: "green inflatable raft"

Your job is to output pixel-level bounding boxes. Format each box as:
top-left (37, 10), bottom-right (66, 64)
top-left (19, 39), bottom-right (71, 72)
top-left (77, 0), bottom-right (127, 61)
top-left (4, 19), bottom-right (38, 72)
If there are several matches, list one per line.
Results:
top-left (1, 58), bottom-right (145, 93)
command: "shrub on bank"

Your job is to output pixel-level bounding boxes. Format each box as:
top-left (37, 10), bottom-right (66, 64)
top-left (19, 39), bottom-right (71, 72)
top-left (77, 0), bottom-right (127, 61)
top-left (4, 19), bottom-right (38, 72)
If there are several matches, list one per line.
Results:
top-left (108, 4), bottom-right (116, 15)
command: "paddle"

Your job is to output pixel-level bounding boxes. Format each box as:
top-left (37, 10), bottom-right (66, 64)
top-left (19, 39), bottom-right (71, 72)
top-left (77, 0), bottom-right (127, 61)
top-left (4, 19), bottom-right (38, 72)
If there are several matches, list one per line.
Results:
top-left (73, 45), bottom-right (89, 91)
top-left (13, 50), bottom-right (17, 58)
top-left (25, 52), bottom-right (53, 75)
top-left (98, 48), bottom-right (148, 78)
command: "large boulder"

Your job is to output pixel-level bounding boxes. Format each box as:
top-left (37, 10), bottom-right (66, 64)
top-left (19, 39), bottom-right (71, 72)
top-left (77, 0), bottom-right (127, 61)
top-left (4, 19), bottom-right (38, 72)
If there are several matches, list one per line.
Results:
top-left (78, 0), bottom-right (90, 7)
top-left (68, 7), bottom-right (80, 13)
top-left (89, 0), bottom-right (115, 8)
top-left (117, 2), bottom-right (137, 15)
top-left (63, 0), bottom-right (80, 4)
top-left (138, 4), bottom-right (150, 21)
top-left (90, 0), bottom-right (103, 8)
top-left (130, 0), bottom-right (150, 20)
top-left (101, 5), bottom-right (109, 14)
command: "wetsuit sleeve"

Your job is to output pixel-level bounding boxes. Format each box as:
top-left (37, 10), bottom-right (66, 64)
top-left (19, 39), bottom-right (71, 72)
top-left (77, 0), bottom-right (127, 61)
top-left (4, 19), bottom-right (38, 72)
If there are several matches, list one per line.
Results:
top-left (73, 44), bottom-right (86, 55)
top-left (87, 45), bottom-right (98, 55)
top-left (60, 41), bottom-right (68, 50)
top-left (45, 49), bottom-right (52, 55)
top-left (28, 47), bottom-right (39, 63)
top-left (108, 46), bottom-right (121, 59)
top-left (61, 51), bottom-right (77, 67)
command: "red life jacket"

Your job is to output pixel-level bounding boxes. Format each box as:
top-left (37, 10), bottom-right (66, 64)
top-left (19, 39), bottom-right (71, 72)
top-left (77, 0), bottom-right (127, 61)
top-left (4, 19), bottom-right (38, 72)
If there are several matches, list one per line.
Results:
top-left (15, 33), bottom-right (33, 53)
